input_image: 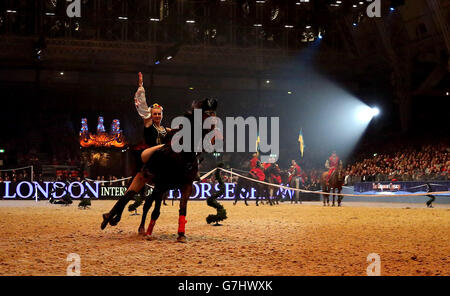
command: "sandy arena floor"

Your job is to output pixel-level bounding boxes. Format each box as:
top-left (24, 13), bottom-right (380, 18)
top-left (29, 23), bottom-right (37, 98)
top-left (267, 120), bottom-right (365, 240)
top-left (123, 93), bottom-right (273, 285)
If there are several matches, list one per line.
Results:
top-left (0, 200), bottom-right (448, 276)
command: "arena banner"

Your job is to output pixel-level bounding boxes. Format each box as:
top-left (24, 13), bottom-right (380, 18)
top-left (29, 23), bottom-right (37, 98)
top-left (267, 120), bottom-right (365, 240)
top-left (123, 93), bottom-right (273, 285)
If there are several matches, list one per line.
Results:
top-left (354, 181), bottom-right (450, 194)
top-left (0, 181), bottom-right (297, 200)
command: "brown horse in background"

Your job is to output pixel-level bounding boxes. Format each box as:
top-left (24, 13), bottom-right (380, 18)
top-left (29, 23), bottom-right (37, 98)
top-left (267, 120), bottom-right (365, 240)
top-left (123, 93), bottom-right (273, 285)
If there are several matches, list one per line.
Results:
top-left (320, 167), bottom-right (344, 206)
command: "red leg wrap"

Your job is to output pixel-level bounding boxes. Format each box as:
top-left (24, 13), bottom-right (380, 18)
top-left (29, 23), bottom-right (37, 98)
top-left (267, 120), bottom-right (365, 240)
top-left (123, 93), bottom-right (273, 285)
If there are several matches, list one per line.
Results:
top-left (145, 220), bottom-right (156, 236)
top-left (178, 215), bottom-right (187, 234)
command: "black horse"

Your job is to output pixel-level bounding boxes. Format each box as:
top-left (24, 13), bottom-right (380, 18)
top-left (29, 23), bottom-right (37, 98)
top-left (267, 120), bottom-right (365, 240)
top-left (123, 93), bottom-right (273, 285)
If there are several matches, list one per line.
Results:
top-left (264, 164), bottom-right (285, 205)
top-left (233, 171), bottom-right (267, 206)
top-left (102, 98), bottom-right (219, 243)
top-left (233, 164), bottom-right (283, 206)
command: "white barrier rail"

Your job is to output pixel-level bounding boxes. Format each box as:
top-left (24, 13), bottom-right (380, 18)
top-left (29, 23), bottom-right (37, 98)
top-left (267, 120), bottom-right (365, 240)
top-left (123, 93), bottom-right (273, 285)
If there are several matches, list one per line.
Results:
top-left (217, 167), bottom-right (450, 198)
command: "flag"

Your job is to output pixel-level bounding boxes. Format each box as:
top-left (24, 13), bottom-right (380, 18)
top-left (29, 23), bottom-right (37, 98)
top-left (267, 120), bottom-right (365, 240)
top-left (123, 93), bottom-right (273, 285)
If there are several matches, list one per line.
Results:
top-left (256, 134), bottom-right (261, 152)
top-left (298, 129), bottom-right (304, 158)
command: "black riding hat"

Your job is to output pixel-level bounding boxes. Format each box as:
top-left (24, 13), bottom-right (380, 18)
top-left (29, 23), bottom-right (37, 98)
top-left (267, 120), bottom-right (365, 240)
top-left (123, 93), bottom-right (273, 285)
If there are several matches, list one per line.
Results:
top-left (192, 98), bottom-right (218, 112)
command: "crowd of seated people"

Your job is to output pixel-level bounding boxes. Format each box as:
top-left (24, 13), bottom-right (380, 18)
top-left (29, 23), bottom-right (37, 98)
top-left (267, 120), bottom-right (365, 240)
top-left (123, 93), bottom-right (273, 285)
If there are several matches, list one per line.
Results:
top-left (0, 170), bottom-right (33, 183)
top-left (345, 142), bottom-right (449, 185)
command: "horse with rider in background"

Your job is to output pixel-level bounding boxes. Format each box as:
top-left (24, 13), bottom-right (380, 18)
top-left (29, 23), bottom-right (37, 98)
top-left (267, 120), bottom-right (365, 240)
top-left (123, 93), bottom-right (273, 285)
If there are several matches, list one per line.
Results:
top-left (321, 152), bottom-right (344, 206)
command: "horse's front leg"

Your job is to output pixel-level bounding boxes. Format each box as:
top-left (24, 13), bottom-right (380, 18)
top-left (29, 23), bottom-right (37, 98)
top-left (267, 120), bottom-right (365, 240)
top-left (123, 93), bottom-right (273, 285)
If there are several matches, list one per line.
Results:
top-left (323, 186), bottom-right (330, 206)
top-left (255, 185), bottom-right (260, 206)
top-left (332, 188), bottom-right (336, 207)
top-left (101, 172), bottom-right (149, 230)
top-left (269, 187), bottom-right (274, 206)
top-left (177, 183), bottom-right (193, 243)
top-left (337, 188), bottom-right (343, 207)
top-left (244, 186), bottom-right (249, 206)
top-left (233, 185), bottom-right (240, 205)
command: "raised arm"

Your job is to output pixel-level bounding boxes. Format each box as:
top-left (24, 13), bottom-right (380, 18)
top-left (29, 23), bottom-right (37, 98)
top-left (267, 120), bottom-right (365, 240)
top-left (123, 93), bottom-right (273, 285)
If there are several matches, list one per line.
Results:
top-left (134, 72), bottom-right (152, 124)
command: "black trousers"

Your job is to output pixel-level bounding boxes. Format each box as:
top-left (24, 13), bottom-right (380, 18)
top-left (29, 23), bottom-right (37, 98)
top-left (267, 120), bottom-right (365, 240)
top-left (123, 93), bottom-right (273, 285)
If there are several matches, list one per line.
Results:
top-left (426, 194), bottom-right (435, 207)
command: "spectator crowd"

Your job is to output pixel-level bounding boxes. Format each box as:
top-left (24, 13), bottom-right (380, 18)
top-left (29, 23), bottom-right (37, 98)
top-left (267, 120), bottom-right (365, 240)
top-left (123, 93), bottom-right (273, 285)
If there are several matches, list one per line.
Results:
top-left (345, 143), bottom-right (449, 185)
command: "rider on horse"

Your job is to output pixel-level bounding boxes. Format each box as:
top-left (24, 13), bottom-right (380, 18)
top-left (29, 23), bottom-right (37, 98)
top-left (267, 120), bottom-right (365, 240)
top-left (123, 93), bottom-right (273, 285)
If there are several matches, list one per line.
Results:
top-left (250, 153), bottom-right (259, 169)
top-left (250, 161), bottom-right (265, 182)
top-left (288, 160), bottom-right (303, 184)
top-left (264, 162), bottom-right (281, 184)
top-left (325, 151), bottom-right (339, 186)
top-left (101, 72), bottom-right (169, 232)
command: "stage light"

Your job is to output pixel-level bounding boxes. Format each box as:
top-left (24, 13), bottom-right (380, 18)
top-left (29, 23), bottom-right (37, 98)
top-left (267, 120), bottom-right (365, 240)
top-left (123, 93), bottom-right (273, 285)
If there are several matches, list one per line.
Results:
top-left (0, 149), bottom-right (5, 153)
top-left (390, 7), bottom-right (395, 11)
top-left (186, 20), bottom-right (195, 24)
top-left (372, 107), bottom-right (380, 117)
top-left (60, 72), bottom-right (64, 76)
top-left (166, 56), bottom-right (172, 60)
top-left (288, 91), bottom-right (292, 95)
top-left (155, 60), bottom-right (160, 65)
top-left (150, 18), bottom-right (160, 22)
top-left (356, 106), bottom-right (380, 123)
top-left (189, 87), bottom-right (194, 90)
top-left (353, 23), bottom-right (358, 27)
top-left (266, 80), bottom-right (270, 84)
top-left (446, 92), bottom-right (449, 96)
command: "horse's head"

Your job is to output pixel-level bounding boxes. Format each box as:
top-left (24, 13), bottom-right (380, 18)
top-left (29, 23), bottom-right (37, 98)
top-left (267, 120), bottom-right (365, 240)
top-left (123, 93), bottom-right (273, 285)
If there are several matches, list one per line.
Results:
top-left (337, 167), bottom-right (345, 182)
top-left (191, 98), bottom-right (217, 120)
top-left (186, 98), bottom-right (220, 151)
top-left (190, 98), bottom-right (218, 132)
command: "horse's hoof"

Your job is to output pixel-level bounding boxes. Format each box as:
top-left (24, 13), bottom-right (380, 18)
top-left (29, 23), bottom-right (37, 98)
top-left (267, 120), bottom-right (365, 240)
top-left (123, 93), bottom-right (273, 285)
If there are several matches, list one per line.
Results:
top-left (101, 213), bottom-right (111, 230)
top-left (138, 226), bottom-right (145, 235)
top-left (109, 216), bottom-right (120, 226)
top-left (144, 234), bottom-right (154, 241)
top-left (177, 235), bottom-right (187, 243)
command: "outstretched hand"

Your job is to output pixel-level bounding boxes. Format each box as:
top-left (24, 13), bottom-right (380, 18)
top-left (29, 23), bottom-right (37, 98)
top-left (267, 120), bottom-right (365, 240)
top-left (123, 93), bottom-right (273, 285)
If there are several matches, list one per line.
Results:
top-left (138, 72), bottom-right (143, 87)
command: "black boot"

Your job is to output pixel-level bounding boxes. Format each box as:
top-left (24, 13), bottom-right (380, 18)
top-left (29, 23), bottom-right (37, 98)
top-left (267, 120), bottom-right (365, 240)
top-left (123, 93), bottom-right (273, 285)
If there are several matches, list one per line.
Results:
top-left (101, 190), bottom-right (137, 229)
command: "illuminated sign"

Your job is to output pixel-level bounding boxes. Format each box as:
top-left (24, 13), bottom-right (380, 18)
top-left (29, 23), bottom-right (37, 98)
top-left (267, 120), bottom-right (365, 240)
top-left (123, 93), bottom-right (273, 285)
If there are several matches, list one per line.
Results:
top-left (79, 117), bottom-right (126, 148)
top-left (0, 181), bottom-right (100, 199)
top-left (0, 182), bottom-right (295, 200)
top-left (371, 183), bottom-right (401, 191)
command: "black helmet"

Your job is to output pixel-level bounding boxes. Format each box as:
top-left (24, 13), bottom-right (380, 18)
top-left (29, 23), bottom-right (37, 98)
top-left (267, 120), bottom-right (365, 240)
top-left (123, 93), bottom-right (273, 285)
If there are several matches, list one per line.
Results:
top-left (192, 98), bottom-right (218, 111)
